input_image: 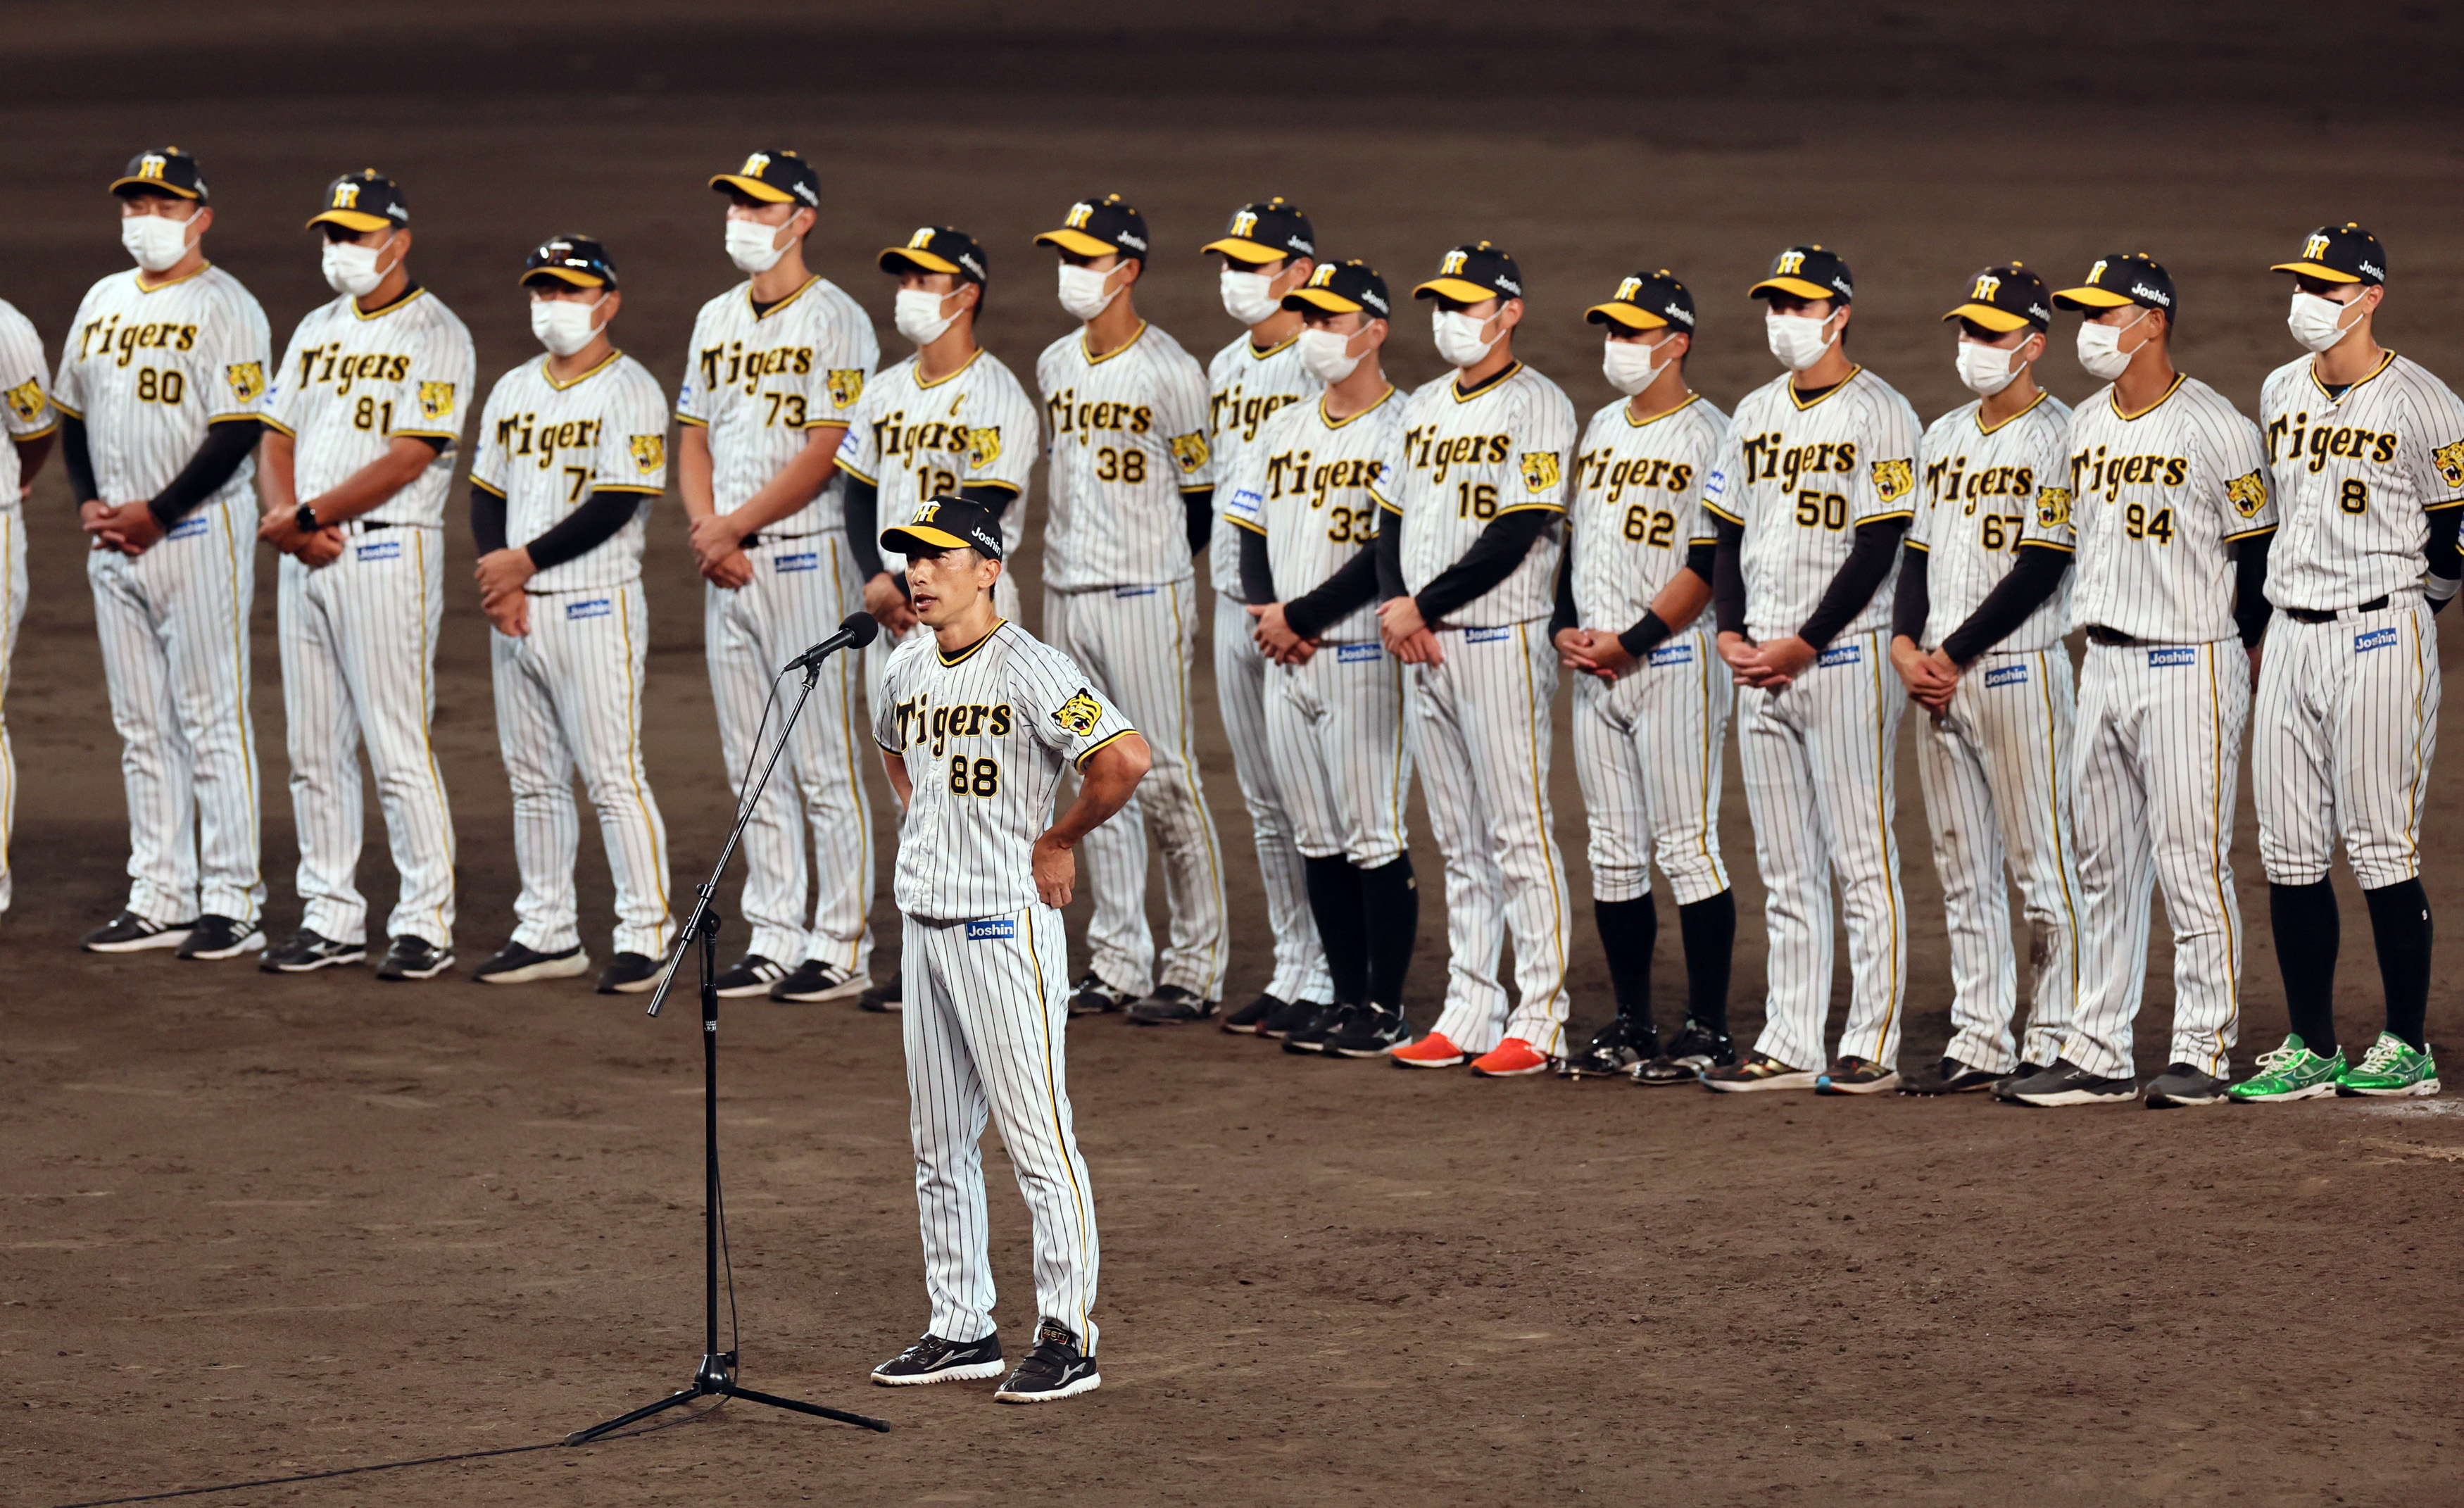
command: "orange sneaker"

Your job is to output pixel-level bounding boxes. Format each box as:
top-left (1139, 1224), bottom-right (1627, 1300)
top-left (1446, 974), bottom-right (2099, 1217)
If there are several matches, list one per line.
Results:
top-left (1390, 1030), bottom-right (1468, 1069)
top-left (1470, 1038), bottom-right (1552, 1077)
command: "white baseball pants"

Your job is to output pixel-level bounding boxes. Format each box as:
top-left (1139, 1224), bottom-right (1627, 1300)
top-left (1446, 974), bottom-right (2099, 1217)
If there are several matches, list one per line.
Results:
top-left (0, 508), bottom-right (23, 913)
top-left (1215, 593), bottom-right (1331, 1003)
top-left (1569, 627), bottom-right (1731, 907)
top-left (2254, 598), bottom-right (2438, 890)
top-left (1264, 639), bottom-right (1412, 867)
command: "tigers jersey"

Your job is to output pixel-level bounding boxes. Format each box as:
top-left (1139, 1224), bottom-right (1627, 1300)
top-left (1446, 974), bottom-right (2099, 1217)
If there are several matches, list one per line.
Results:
top-left (674, 275), bottom-right (878, 532)
top-left (835, 348), bottom-right (1038, 573)
top-left (51, 264), bottom-right (270, 510)
top-left (1568, 391), bottom-right (1727, 629)
top-left (261, 287), bottom-right (474, 527)
top-left (1206, 331), bottom-right (1314, 600)
top-left (2065, 375), bottom-right (2275, 643)
top-left (470, 351), bottom-right (668, 593)
top-left (1221, 387), bottom-right (1400, 642)
top-left (1036, 322), bottom-right (1214, 591)
top-left (1701, 365), bottom-right (1922, 643)
top-left (2257, 351), bottom-right (2464, 611)
top-left (1379, 360), bottom-right (1576, 628)
top-left (875, 620), bottom-right (1137, 920)
top-left (1909, 390), bottom-right (2077, 654)
top-left (0, 299), bottom-right (55, 506)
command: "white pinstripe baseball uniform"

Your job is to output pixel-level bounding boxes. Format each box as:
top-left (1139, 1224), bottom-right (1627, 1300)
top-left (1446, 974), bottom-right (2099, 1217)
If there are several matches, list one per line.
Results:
top-left (1383, 360), bottom-right (1576, 1056)
top-left (2253, 352), bottom-right (2463, 893)
top-left (54, 264), bottom-right (270, 928)
top-left (1037, 322), bottom-right (1227, 1000)
top-left (472, 351), bottom-right (673, 960)
top-left (0, 299), bottom-right (54, 915)
top-left (1702, 365), bottom-right (1920, 1072)
top-left (1909, 390), bottom-right (2083, 1073)
top-left (677, 275), bottom-right (880, 972)
top-left (876, 620), bottom-right (1133, 1355)
top-left (1566, 391), bottom-right (1731, 908)
top-left (1207, 331), bottom-right (1328, 1005)
top-left (1225, 389), bottom-right (1412, 869)
top-left (262, 287), bottom-right (472, 950)
top-left (2060, 373), bottom-right (2275, 1081)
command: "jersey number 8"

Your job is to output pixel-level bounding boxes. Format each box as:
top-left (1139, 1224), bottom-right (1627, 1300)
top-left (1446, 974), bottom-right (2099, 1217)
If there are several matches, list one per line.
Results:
top-left (2338, 478), bottom-right (2369, 515)
top-left (948, 756), bottom-right (1000, 797)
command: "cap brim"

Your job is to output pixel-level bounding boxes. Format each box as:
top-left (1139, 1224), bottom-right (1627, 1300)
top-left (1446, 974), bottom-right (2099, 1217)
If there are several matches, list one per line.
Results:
top-left (1201, 237), bottom-right (1286, 264)
top-left (1943, 302), bottom-right (2033, 332)
top-left (2270, 260), bottom-right (2362, 283)
top-left (1587, 302), bottom-right (1669, 329)
top-left (1748, 276), bottom-right (1837, 301)
top-left (1035, 228), bottom-right (1118, 258)
top-left (882, 524), bottom-right (977, 556)
top-left (881, 246), bottom-right (962, 276)
top-left (1284, 287), bottom-right (1365, 314)
top-left (111, 177), bottom-right (201, 200)
top-left (521, 267), bottom-right (606, 289)
top-left (1414, 277), bottom-right (1499, 302)
top-left (307, 209), bottom-right (394, 233)
top-left (710, 173), bottom-right (793, 203)
top-left (2052, 286), bottom-right (2135, 310)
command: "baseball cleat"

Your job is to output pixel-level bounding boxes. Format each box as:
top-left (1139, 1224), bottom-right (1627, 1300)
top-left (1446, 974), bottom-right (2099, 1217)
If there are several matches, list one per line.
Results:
top-left (871, 1331), bottom-right (1006, 1387)
top-left (596, 951), bottom-right (665, 995)
top-left (177, 915), bottom-right (265, 961)
top-left (1127, 984), bottom-right (1217, 1024)
top-left (768, 959), bottom-right (867, 1004)
top-left (1470, 1038), bottom-right (1552, 1077)
top-left (1257, 995), bottom-right (1325, 1041)
top-left (1328, 1004), bottom-right (1414, 1058)
top-left (857, 969), bottom-right (905, 1013)
top-left (1221, 993), bottom-right (1283, 1034)
top-left (375, 935), bottom-right (454, 981)
top-left (2227, 1036), bottom-right (2346, 1102)
top-left (2145, 1062), bottom-right (2230, 1108)
top-left (1816, 1057), bottom-right (1902, 1095)
top-left (260, 929), bottom-right (366, 974)
top-left (81, 912), bottom-right (194, 954)
top-left (993, 1318), bottom-right (1100, 1405)
top-left (712, 953), bottom-right (789, 998)
top-left (1561, 1017), bottom-right (1657, 1079)
top-left (1702, 1051), bottom-right (1820, 1093)
top-left (473, 941), bottom-right (590, 985)
top-left (1066, 972), bottom-right (1136, 1017)
top-left (1281, 1002), bottom-right (1351, 1055)
top-left (1635, 1019), bottom-right (1736, 1085)
top-left (2006, 1059), bottom-right (2136, 1106)
top-left (2336, 1032), bottom-right (2441, 1097)
top-left (1992, 1061), bottom-right (2048, 1101)
top-left (1391, 1030), bottom-right (1469, 1069)
top-left (1899, 1057), bottom-right (2001, 1095)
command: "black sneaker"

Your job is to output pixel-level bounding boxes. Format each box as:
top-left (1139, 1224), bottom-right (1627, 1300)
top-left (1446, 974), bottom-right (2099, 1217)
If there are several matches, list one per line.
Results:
top-left (260, 929), bottom-right (365, 974)
top-left (2146, 1061), bottom-right (2230, 1109)
top-left (1328, 1004), bottom-right (1414, 1058)
top-left (472, 940), bottom-right (590, 984)
top-left (1281, 1002), bottom-right (1352, 1054)
top-left (81, 911), bottom-right (195, 954)
top-left (177, 915), bottom-right (265, 961)
top-left (712, 953), bottom-right (788, 998)
top-left (1992, 1061), bottom-right (2047, 1101)
top-left (869, 1331), bottom-right (1005, 1387)
top-left (1816, 1056), bottom-right (1901, 1095)
top-left (769, 958), bottom-right (868, 1004)
top-left (596, 952), bottom-right (665, 994)
top-left (1899, 1057), bottom-right (2000, 1095)
top-left (2008, 1058), bottom-right (2137, 1107)
top-left (857, 969), bottom-right (904, 1013)
top-left (1126, 984), bottom-right (1217, 1024)
top-left (1634, 1019), bottom-right (1736, 1086)
top-left (1257, 995), bottom-right (1325, 1041)
top-left (1067, 972), bottom-right (1135, 1017)
top-left (1221, 993), bottom-right (1281, 1034)
top-left (375, 935), bottom-right (454, 981)
top-left (993, 1317), bottom-right (1100, 1405)
top-left (1561, 1017), bottom-right (1658, 1079)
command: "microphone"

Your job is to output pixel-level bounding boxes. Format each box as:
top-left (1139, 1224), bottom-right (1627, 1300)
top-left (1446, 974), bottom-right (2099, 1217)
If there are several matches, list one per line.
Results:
top-left (786, 610), bottom-right (881, 673)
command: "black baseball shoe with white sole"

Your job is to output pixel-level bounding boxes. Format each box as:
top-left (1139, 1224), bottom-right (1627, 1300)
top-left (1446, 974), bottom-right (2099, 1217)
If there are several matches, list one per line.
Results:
top-left (472, 941), bottom-right (590, 985)
top-left (1634, 1019), bottom-right (1737, 1085)
top-left (1561, 1017), bottom-right (1658, 1079)
top-left (1899, 1057), bottom-right (2001, 1095)
top-left (1126, 984), bottom-right (1217, 1024)
top-left (712, 953), bottom-right (788, 998)
top-left (770, 958), bottom-right (870, 1004)
top-left (375, 935), bottom-right (454, 981)
top-left (857, 969), bottom-right (904, 1012)
top-left (177, 915), bottom-right (265, 961)
top-left (870, 1331), bottom-right (1005, 1386)
top-left (1221, 993), bottom-right (1281, 1034)
top-left (260, 929), bottom-right (366, 974)
top-left (1257, 995), bottom-right (1324, 1041)
top-left (2007, 1059), bottom-right (2137, 1107)
top-left (596, 952), bottom-right (664, 994)
top-left (1327, 1004), bottom-right (1414, 1058)
top-left (1992, 1061), bottom-right (2047, 1101)
top-left (993, 1317), bottom-right (1100, 1405)
top-left (1066, 972), bottom-right (1136, 1017)
top-left (1281, 1001), bottom-right (1352, 1054)
top-left (81, 912), bottom-right (195, 954)
top-left (2145, 1062), bottom-right (2230, 1108)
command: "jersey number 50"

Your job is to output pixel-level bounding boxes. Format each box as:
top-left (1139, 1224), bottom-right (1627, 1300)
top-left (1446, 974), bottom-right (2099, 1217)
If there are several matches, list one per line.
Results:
top-left (1794, 489), bottom-right (1849, 531)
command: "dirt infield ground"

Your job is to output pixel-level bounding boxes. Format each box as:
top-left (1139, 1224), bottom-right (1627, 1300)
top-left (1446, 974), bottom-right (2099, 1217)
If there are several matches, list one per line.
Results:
top-left (8, 6), bottom-right (2464, 1504)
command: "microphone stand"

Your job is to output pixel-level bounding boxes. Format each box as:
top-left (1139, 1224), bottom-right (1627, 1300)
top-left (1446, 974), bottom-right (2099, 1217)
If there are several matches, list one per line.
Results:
top-left (567, 643), bottom-right (891, 1443)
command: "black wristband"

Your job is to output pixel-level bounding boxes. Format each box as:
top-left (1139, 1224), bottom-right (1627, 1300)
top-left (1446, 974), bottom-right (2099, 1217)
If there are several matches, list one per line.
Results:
top-left (1616, 610), bottom-right (1676, 661)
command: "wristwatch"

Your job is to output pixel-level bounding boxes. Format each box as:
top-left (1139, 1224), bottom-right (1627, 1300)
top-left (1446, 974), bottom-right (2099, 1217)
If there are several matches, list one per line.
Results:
top-left (295, 503), bottom-right (321, 532)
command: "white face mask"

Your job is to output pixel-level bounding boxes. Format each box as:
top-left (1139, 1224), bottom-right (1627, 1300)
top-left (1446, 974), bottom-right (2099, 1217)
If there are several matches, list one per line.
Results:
top-left (1219, 266), bottom-right (1283, 327)
top-left (1764, 310), bottom-right (1837, 372)
top-left (1954, 336), bottom-right (2035, 398)
top-left (320, 234), bottom-right (396, 297)
top-left (724, 216), bottom-right (793, 275)
top-left (529, 294), bottom-right (608, 358)
top-left (2075, 308), bottom-right (2151, 381)
top-left (2287, 290), bottom-right (2362, 354)
top-left (1299, 324), bottom-right (1372, 384)
top-left (894, 287), bottom-right (962, 347)
top-left (1057, 262), bottom-right (1123, 322)
top-left (1433, 309), bottom-right (1498, 370)
top-left (121, 211), bottom-right (195, 273)
top-left (1602, 335), bottom-right (1676, 395)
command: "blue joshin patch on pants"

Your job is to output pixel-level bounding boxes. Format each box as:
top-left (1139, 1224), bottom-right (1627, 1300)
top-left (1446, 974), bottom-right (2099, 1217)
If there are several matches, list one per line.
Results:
top-left (1647, 641), bottom-right (1694, 666)
top-left (1983, 662), bottom-right (2029, 688)
top-left (2354, 627), bottom-right (2398, 653)
top-left (1114, 586), bottom-right (1159, 598)
top-left (2147, 646), bottom-right (2197, 667)
top-left (1336, 642), bottom-right (1383, 662)
top-left (1464, 626), bottom-right (1512, 644)
top-left (775, 551), bottom-right (818, 573)
top-left (356, 539), bottom-right (401, 563)
top-left (1817, 642), bottom-right (1861, 667)
top-left (565, 597), bottom-right (613, 620)
top-left (965, 917), bottom-right (1017, 940)
top-left (167, 516), bottom-right (210, 541)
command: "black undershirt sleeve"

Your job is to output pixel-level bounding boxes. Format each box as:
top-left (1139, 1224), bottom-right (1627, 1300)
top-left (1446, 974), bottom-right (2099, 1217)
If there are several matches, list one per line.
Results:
top-left (522, 490), bottom-right (641, 572)
top-left (1374, 510), bottom-right (1406, 601)
top-left (1682, 539), bottom-right (1716, 589)
top-left (61, 413), bottom-right (99, 505)
top-left (1238, 527), bottom-right (1275, 604)
top-left (1892, 544), bottom-right (1931, 644)
top-left (960, 482), bottom-right (1012, 517)
top-left (1184, 487), bottom-right (1213, 558)
top-left (2428, 507), bottom-right (2463, 613)
top-left (147, 419), bottom-right (261, 528)
top-left (470, 482), bottom-right (508, 555)
top-left (1941, 545), bottom-right (2073, 665)
top-left (1797, 515), bottom-right (1911, 651)
top-left (1286, 547), bottom-right (1381, 641)
top-left (844, 474), bottom-right (886, 580)
top-left (2234, 529), bottom-right (2275, 649)
top-left (1712, 515), bottom-right (1747, 637)
top-left (1413, 508), bottom-right (1553, 624)
top-left (1550, 537), bottom-right (1578, 635)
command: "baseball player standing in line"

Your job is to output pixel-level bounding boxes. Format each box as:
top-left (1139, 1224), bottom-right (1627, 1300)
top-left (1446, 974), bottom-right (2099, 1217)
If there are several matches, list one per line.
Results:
top-left (1889, 265), bottom-right (2082, 1094)
top-left (865, 496), bottom-right (1149, 1404)
top-left (1552, 271), bottom-right (1740, 1086)
top-left (841, 225), bottom-right (1041, 1014)
top-left (2009, 253), bottom-right (2277, 1109)
top-left (1032, 195), bottom-right (1228, 1019)
top-left (1156, 198), bottom-right (1331, 1031)
top-left (1378, 241), bottom-right (1578, 1077)
top-left (467, 236), bottom-right (674, 993)
top-left (676, 150), bottom-right (880, 1005)
top-left (1229, 260), bottom-right (1421, 1057)
top-left (254, 171), bottom-right (472, 981)
top-left (2232, 226), bottom-right (2461, 1102)
top-left (0, 294), bottom-right (56, 918)
top-left (1700, 245), bottom-right (1921, 1095)
top-left (58, 149), bottom-right (271, 960)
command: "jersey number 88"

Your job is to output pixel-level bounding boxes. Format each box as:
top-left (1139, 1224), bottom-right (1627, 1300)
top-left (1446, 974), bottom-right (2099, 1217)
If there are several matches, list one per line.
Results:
top-left (948, 756), bottom-right (1000, 797)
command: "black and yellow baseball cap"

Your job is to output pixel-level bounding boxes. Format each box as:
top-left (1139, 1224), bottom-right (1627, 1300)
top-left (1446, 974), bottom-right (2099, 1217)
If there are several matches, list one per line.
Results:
top-left (307, 170), bottom-right (408, 234)
top-left (882, 496), bottom-right (1004, 561)
top-left (1201, 199), bottom-right (1315, 265)
top-left (708, 149), bottom-right (822, 211)
top-left (111, 146), bottom-right (207, 203)
top-left (2053, 253), bottom-right (2174, 313)
top-left (881, 227), bottom-right (988, 286)
top-left (1942, 263), bottom-right (2051, 333)
top-left (1283, 259), bottom-right (1390, 318)
top-left (1035, 194), bottom-right (1150, 260)
top-left (1588, 270), bottom-right (1695, 332)
top-left (2270, 223), bottom-right (2384, 286)
top-left (1749, 245), bottom-right (1852, 303)
top-left (522, 234), bottom-right (617, 290)
top-left (1414, 241), bottom-right (1523, 303)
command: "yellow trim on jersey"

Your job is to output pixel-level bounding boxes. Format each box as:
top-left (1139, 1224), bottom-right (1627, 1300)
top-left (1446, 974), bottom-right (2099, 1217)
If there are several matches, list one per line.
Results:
top-left (1973, 387), bottom-right (2050, 436)
top-left (834, 457), bottom-right (876, 486)
top-left (1022, 905), bottom-right (1097, 1345)
top-left (1516, 621), bottom-right (1571, 1050)
top-left (48, 398), bottom-right (83, 421)
top-left (674, 412), bottom-right (709, 427)
top-left (1621, 390), bottom-right (1703, 428)
top-left (541, 348), bottom-right (624, 391)
top-left (1074, 726), bottom-right (1136, 769)
top-left (1903, 539), bottom-right (1930, 553)
top-left (2221, 522), bottom-right (2277, 543)
top-left (1319, 387), bottom-right (1397, 430)
top-left (206, 411), bottom-right (260, 425)
top-left (936, 617), bottom-right (1007, 667)
top-left (2201, 646), bottom-right (2237, 1074)
top-left (1699, 498), bottom-right (1744, 525)
top-left (744, 273), bottom-right (821, 321)
top-left (914, 346), bottom-right (985, 389)
top-left (391, 427), bottom-right (455, 441)
top-left (2307, 347), bottom-right (2396, 403)
top-left (1178, 481), bottom-right (1212, 494)
top-left (256, 415), bottom-right (298, 437)
top-left (1787, 366), bottom-right (1862, 411)
top-left (967, 477), bottom-right (1023, 495)
top-left (1226, 514), bottom-right (1267, 535)
top-left (592, 482), bottom-right (663, 496)
top-left (11, 417), bottom-right (59, 443)
top-left (470, 476), bottom-right (507, 496)
top-left (1081, 321), bottom-right (1150, 366)
top-left (1865, 635), bottom-right (1903, 1045)
top-left (348, 285), bottom-right (431, 322)
top-left (2108, 371), bottom-right (2186, 422)
top-left (2018, 538), bottom-right (2076, 553)
top-left (1495, 499), bottom-right (1568, 517)
top-left (616, 587), bottom-right (672, 922)
top-left (2423, 496), bottom-right (2464, 511)
top-left (136, 261), bottom-right (215, 294)
top-left (1450, 360), bottom-right (1523, 403)
top-left (410, 529), bottom-right (457, 940)
top-left (799, 417), bottom-right (851, 430)
top-left (1247, 331), bottom-right (1300, 361)
top-left (1862, 508), bottom-right (1915, 525)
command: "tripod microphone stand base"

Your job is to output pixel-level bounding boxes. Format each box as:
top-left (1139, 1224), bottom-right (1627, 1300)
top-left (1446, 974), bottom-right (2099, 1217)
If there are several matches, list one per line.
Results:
top-left (564, 1350), bottom-right (891, 1445)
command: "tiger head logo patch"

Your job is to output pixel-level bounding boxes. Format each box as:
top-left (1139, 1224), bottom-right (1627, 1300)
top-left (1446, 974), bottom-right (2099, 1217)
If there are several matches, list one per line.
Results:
top-left (2035, 486), bottom-right (2073, 531)
top-left (2225, 469), bottom-right (2268, 518)
top-left (629, 434), bottom-right (665, 474)
top-left (3, 377), bottom-right (44, 425)
top-left (224, 361), bottom-right (265, 405)
top-left (966, 425), bottom-right (1002, 470)
top-left (826, 369), bottom-right (865, 410)
top-left (1169, 432), bottom-right (1210, 475)
top-left (2434, 439), bottom-right (2464, 491)
top-left (1871, 457), bottom-right (1915, 504)
top-left (418, 381), bottom-right (455, 420)
top-left (1519, 450), bottom-right (1562, 494)
top-left (1052, 688), bottom-right (1104, 738)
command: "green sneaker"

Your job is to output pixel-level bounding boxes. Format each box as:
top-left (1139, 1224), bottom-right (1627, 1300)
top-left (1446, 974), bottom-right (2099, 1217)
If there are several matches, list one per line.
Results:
top-left (2227, 1035), bottom-right (2345, 1102)
top-left (2335, 1032), bottom-right (2441, 1098)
